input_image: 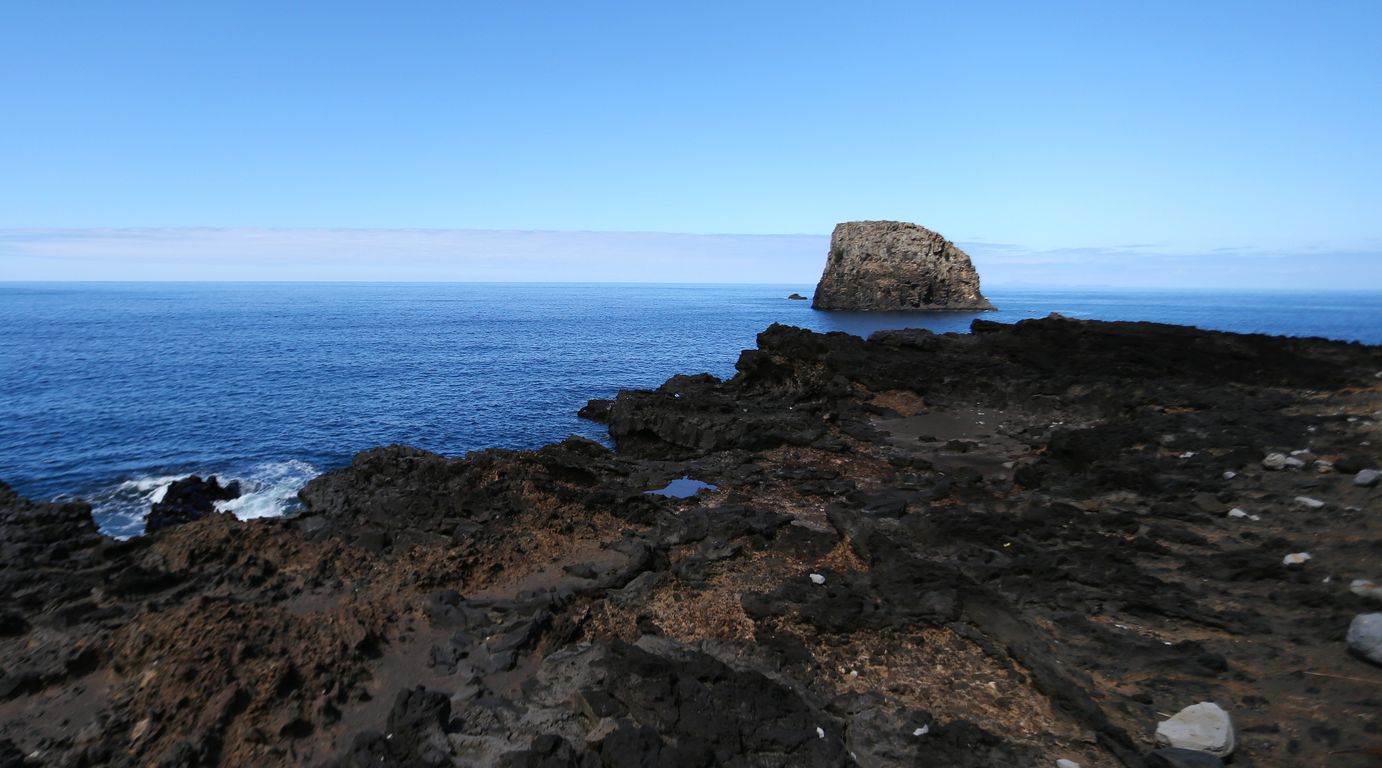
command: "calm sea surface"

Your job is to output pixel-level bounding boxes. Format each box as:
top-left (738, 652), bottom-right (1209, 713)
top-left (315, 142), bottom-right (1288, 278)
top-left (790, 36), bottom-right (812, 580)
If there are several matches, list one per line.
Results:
top-left (3, 282), bottom-right (1380, 536)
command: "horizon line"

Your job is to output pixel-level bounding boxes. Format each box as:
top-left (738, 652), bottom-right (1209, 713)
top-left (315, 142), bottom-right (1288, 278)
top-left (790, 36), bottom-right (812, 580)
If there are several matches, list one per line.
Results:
top-left (0, 225), bottom-right (833, 239)
top-left (3, 279), bottom-right (1382, 294)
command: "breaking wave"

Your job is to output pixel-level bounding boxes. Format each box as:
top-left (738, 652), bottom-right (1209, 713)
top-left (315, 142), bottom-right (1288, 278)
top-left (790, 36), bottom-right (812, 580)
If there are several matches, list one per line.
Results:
top-left (213, 460), bottom-right (318, 521)
top-left (84, 460), bottom-right (319, 539)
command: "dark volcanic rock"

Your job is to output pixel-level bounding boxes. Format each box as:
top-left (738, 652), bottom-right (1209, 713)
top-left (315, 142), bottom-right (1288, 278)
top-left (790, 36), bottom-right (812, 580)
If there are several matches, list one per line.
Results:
top-left (3, 317), bottom-right (1381, 767)
top-left (811, 220), bottom-right (994, 311)
top-left (144, 475), bottom-right (241, 534)
top-left (577, 398), bottom-right (614, 423)
top-left (1146, 747), bottom-right (1226, 767)
top-left (604, 373), bottom-right (826, 459)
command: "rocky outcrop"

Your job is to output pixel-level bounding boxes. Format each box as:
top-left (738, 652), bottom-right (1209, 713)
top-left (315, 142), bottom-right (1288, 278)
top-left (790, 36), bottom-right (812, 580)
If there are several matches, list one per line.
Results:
top-left (2, 318), bottom-right (1381, 766)
top-left (144, 475), bottom-right (241, 534)
top-left (812, 220), bottom-right (994, 311)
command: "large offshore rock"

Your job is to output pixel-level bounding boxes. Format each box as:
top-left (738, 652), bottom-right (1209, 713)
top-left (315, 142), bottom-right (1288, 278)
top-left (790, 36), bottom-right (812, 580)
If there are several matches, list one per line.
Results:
top-left (812, 220), bottom-right (994, 311)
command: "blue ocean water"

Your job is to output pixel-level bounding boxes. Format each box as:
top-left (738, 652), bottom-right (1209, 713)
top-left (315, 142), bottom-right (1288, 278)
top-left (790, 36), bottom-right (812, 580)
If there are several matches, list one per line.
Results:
top-left (2, 282), bottom-right (1380, 537)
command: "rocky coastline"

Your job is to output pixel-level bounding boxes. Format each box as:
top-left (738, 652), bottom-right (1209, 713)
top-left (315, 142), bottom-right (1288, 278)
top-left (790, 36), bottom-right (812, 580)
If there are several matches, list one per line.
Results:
top-left (2, 316), bottom-right (1381, 767)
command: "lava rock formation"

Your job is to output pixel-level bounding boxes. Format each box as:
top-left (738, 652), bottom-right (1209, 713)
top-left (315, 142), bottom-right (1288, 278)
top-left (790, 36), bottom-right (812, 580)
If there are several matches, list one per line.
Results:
top-left (811, 220), bottom-right (994, 311)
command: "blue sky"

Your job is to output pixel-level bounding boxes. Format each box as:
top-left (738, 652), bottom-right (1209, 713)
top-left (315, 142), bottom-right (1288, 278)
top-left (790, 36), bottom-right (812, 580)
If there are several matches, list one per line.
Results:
top-left (1, 1), bottom-right (1379, 285)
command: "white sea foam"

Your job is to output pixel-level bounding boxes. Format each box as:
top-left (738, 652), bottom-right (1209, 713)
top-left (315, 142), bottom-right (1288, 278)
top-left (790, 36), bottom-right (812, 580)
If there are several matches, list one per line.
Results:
top-left (117, 474), bottom-right (183, 499)
top-left (84, 474), bottom-right (186, 538)
top-left (213, 460), bottom-right (318, 520)
top-left (88, 460), bottom-right (318, 538)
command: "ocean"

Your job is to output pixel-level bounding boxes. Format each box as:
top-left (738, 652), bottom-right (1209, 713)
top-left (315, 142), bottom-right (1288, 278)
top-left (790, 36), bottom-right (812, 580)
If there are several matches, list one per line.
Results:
top-left (2, 282), bottom-right (1380, 537)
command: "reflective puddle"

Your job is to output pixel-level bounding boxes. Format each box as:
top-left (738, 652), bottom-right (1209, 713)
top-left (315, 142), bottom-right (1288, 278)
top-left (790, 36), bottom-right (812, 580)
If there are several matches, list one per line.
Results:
top-left (645, 477), bottom-right (718, 498)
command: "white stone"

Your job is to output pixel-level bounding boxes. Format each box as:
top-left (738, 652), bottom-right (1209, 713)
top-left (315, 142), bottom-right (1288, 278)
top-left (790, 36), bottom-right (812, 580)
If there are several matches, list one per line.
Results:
top-left (816, 726), bottom-right (825, 739)
top-left (1350, 579), bottom-right (1382, 602)
top-left (1154, 701), bottom-right (1236, 757)
top-left (809, 573), bottom-right (826, 585)
top-left (1283, 552), bottom-right (1313, 566)
top-left (1354, 469), bottom-right (1380, 487)
top-left (1222, 471), bottom-right (1237, 480)
top-left (1056, 761), bottom-right (1082, 768)
top-left (1263, 453), bottom-right (1306, 470)
top-left (1348, 613), bottom-right (1382, 666)
top-left (1227, 508), bottom-right (1249, 519)
top-left (912, 725), bottom-right (930, 736)
top-left (1295, 496), bottom-right (1326, 509)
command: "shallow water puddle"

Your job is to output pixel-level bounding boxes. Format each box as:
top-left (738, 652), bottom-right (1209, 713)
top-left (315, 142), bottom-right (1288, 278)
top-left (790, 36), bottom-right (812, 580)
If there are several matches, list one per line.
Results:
top-left (645, 477), bottom-right (717, 498)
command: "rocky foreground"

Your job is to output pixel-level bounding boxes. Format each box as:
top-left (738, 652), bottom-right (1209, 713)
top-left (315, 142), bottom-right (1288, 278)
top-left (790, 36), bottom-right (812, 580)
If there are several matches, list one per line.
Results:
top-left (2, 317), bottom-right (1381, 767)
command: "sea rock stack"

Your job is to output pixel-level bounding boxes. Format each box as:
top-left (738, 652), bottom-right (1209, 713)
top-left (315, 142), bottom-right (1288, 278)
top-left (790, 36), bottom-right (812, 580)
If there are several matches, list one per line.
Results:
top-left (812, 220), bottom-right (994, 311)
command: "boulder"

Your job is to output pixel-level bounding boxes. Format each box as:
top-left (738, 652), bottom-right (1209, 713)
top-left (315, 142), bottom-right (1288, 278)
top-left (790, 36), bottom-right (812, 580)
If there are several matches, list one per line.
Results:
top-left (1154, 702), bottom-right (1235, 757)
top-left (1347, 613), bottom-right (1382, 666)
top-left (811, 221), bottom-right (993, 311)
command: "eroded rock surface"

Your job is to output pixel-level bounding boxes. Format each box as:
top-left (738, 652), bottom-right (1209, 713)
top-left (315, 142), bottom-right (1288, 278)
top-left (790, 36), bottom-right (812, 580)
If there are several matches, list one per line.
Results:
top-left (811, 220), bottom-right (994, 311)
top-left (2, 317), bottom-right (1381, 766)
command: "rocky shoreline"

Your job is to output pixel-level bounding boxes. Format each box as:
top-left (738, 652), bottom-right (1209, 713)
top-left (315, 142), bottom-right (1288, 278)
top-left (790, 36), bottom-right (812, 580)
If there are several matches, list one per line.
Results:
top-left (2, 316), bottom-right (1381, 767)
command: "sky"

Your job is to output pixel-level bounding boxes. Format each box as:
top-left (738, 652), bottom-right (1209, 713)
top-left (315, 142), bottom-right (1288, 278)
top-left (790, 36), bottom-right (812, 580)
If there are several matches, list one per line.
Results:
top-left (1, 1), bottom-right (1379, 286)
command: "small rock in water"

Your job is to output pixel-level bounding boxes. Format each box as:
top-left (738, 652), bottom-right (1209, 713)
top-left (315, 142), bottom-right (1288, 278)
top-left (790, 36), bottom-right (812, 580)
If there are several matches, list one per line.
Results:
top-left (1221, 471), bottom-right (1237, 480)
top-left (1154, 702), bottom-right (1236, 757)
top-left (1056, 760), bottom-right (1082, 768)
top-left (815, 726), bottom-right (825, 739)
top-left (912, 725), bottom-right (929, 736)
top-left (809, 573), bottom-right (826, 585)
top-left (1347, 613), bottom-right (1382, 666)
top-left (1294, 496), bottom-right (1326, 510)
top-left (1354, 469), bottom-right (1380, 487)
top-left (1226, 508), bottom-right (1249, 519)
top-left (1350, 579), bottom-right (1382, 602)
top-left (1283, 552), bottom-right (1313, 566)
